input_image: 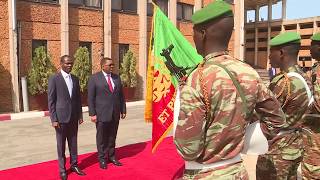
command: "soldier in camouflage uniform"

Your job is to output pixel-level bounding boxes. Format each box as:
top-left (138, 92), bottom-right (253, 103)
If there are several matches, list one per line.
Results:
top-left (173, 1), bottom-right (287, 179)
top-left (256, 32), bottom-right (313, 180)
top-left (301, 32), bottom-right (320, 179)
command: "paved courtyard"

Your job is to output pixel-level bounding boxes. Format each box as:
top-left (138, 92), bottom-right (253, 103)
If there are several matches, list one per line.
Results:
top-left (0, 104), bottom-right (302, 179)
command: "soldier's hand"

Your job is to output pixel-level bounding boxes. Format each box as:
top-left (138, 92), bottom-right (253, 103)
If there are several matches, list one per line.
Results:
top-left (52, 122), bottom-right (60, 128)
top-left (121, 113), bottom-right (126, 119)
top-left (91, 116), bottom-right (97, 123)
top-left (79, 119), bottom-right (84, 125)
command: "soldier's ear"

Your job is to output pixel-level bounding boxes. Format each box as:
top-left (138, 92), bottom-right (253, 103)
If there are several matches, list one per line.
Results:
top-left (201, 29), bottom-right (206, 40)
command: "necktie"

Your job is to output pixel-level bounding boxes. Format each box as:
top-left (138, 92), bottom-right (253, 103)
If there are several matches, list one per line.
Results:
top-left (67, 75), bottom-right (73, 97)
top-left (107, 74), bottom-right (113, 93)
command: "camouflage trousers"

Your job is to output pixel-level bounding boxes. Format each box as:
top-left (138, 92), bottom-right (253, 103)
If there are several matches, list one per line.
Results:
top-left (256, 131), bottom-right (303, 180)
top-left (181, 161), bottom-right (248, 180)
top-left (256, 153), bottom-right (302, 180)
top-left (302, 129), bottom-right (320, 180)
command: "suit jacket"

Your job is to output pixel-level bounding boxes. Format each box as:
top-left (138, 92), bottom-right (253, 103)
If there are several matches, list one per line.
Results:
top-left (48, 72), bottom-right (83, 123)
top-left (88, 72), bottom-right (126, 122)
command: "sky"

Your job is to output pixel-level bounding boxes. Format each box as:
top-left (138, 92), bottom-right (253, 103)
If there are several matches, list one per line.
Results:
top-left (247, 0), bottom-right (320, 22)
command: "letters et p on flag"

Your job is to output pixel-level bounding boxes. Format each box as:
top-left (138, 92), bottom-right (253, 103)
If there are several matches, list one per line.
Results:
top-left (144, 4), bottom-right (202, 153)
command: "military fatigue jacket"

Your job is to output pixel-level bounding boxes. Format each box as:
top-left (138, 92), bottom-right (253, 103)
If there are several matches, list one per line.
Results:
top-left (174, 51), bottom-right (286, 164)
top-left (307, 62), bottom-right (320, 121)
top-left (269, 65), bottom-right (311, 129)
top-left (267, 65), bottom-right (311, 160)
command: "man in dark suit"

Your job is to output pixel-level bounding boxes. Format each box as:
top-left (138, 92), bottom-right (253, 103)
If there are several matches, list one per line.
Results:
top-left (88, 57), bottom-right (126, 169)
top-left (48, 55), bottom-right (86, 180)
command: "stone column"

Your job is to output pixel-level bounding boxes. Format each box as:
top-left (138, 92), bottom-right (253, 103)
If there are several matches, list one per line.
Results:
top-left (194, 0), bottom-right (202, 11)
top-left (169, 0), bottom-right (177, 26)
top-left (60, 0), bottom-right (69, 55)
top-left (234, 0), bottom-right (245, 60)
top-left (103, 0), bottom-right (112, 58)
top-left (138, 0), bottom-right (147, 98)
top-left (282, 0), bottom-right (287, 20)
top-left (254, 5), bottom-right (259, 66)
top-left (267, 0), bottom-right (272, 68)
top-left (8, 0), bottom-right (20, 112)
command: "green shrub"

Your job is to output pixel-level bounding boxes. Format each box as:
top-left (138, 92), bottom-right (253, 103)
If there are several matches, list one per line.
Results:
top-left (27, 46), bottom-right (55, 95)
top-left (120, 50), bottom-right (138, 88)
top-left (72, 46), bottom-right (92, 92)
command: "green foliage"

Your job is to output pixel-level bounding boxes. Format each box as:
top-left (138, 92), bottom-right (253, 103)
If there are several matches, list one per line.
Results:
top-left (27, 46), bottom-right (55, 95)
top-left (72, 46), bottom-right (92, 92)
top-left (120, 50), bottom-right (138, 88)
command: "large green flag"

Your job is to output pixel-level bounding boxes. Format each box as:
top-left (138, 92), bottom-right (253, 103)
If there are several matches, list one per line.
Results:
top-left (145, 5), bottom-right (202, 152)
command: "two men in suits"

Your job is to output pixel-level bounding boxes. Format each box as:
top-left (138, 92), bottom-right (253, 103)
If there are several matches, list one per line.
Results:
top-left (88, 57), bottom-right (126, 169)
top-left (48, 55), bottom-right (86, 180)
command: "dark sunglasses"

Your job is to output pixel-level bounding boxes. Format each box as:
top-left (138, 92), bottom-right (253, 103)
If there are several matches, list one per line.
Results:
top-left (106, 64), bottom-right (114, 67)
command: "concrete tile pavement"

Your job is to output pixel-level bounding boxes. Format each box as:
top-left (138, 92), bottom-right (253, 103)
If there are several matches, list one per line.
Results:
top-left (1, 103), bottom-right (303, 179)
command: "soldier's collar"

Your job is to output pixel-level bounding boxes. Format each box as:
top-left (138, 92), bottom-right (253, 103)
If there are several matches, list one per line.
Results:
top-left (282, 65), bottom-right (300, 74)
top-left (204, 51), bottom-right (228, 61)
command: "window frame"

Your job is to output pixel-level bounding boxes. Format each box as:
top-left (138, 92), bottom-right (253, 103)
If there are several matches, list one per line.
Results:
top-left (79, 41), bottom-right (93, 64)
top-left (69, 0), bottom-right (102, 9)
top-left (111, 0), bottom-right (138, 14)
top-left (32, 39), bottom-right (48, 58)
top-left (118, 44), bottom-right (130, 69)
top-left (177, 2), bottom-right (193, 22)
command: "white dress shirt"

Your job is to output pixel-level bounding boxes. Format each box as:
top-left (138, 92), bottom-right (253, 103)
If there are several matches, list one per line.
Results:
top-left (102, 71), bottom-right (115, 90)
top-left (61, 69), bottom-right (73, 97)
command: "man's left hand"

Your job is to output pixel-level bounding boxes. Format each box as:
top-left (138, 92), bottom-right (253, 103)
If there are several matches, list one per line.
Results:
top-left (121, 114), bottom-right (126, 119)
top-left (79, 119), bottom-right (84, 125)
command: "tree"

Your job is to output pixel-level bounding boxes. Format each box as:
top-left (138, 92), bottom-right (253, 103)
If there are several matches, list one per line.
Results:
top-left (72, 46), bottom-right (92, 92)
top-left (120, 50), bottom-right (138, 88)
top-left (27, 46), bottom-right (55, 95)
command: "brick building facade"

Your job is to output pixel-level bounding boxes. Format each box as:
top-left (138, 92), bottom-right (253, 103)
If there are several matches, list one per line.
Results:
top-left (1, 0), bottom-right (255, 112)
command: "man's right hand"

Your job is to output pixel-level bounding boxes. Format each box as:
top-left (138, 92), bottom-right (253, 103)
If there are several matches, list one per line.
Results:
top-left (52, 121), bottom-right (60, 128)
top-left (91, 115), bottom-right (97, 123)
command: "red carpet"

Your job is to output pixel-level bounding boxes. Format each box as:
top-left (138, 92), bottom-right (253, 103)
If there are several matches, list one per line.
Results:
top-left (0, 137), bottom-right (184, 180)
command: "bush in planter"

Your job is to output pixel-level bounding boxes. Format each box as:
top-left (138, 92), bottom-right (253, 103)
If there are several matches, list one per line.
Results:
top-left (120, 50), bottom-right (138, 88)
top-left (71, 46), bottom-right (91, 92)
top-left (120, 50), bottom-right (138, 101)
top-left (27, 46), bottom-right (55, 95)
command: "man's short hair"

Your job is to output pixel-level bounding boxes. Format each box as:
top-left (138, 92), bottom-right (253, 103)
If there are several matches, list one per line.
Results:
top-left (60, 55), bottom-right (71, 63)
top-left (100, 57), bottom-right (112, 66)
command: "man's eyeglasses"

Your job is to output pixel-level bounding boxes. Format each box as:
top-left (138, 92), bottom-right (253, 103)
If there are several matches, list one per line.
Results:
top-left (106, 64), bottom-right (114, 67)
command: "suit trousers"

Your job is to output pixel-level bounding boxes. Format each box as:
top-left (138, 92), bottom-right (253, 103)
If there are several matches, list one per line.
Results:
top-left (55, 120), bottom-right (78, 173)
top-left (96, 117), bottom-right (120, 162)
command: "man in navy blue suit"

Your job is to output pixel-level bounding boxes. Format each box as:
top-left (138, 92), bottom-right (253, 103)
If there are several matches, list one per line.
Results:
top-left (48, 55), bottom-right (86, 180)
top-left (88, 57), bottom-right (126, 169)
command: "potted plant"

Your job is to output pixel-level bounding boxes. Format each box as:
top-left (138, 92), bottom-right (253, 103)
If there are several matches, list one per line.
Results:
top-left (27, 46), bottom-right (55, 110)
top-left (120, 50), bottom-right (138, 101)
top-left (72, 46), bottom-right (91, 106)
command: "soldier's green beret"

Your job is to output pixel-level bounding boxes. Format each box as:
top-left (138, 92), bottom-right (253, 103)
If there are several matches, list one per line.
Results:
top-left (311, 33), bottom-right (320, 41)
top-left (270, 32), bottom-right (301, 47)
top-left (191, 0), bottom-right (233, 25)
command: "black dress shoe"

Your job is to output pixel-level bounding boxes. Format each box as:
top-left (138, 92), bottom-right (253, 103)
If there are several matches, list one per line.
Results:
top-left (60, 172), bottom-right (67, 180)
top-left (110, 159), bottom-right (123, 166)
top-left (71, 166), bottom-right (86, 176)
top-left (99, 161), bottom-right (107, 169)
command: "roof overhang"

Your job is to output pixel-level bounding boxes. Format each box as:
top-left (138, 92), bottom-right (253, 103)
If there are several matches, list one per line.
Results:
top-left (245, 0), bottom-right (281, 10)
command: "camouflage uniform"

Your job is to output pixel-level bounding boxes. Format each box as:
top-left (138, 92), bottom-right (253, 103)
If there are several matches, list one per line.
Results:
top-left (256, 65), bottom-right (311, 180)
top-left (174, 51), bottom-right (286, 180)
top-left (302, 63), bottom-right (320, 180)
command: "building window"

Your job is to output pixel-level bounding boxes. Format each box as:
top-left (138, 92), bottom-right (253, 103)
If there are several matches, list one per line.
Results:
top-left (146, 0), bottom-right (168, 16)
top-left (31, 0), bottom-right (59, 3)
top-left (147, 2), bottom-right (154, 16)
top-left (69, 0), bottom-right (102, 8)
top-left (112, 0), bottom-right (137, 14)
top-left (177, 3), bottom-right (193, 21)
top-left (79, 41), bottom-right (92, 62)
top-left (32, 40), bottom-right (47, 57)
top-left (119, 44), bottom-right (129, 69)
